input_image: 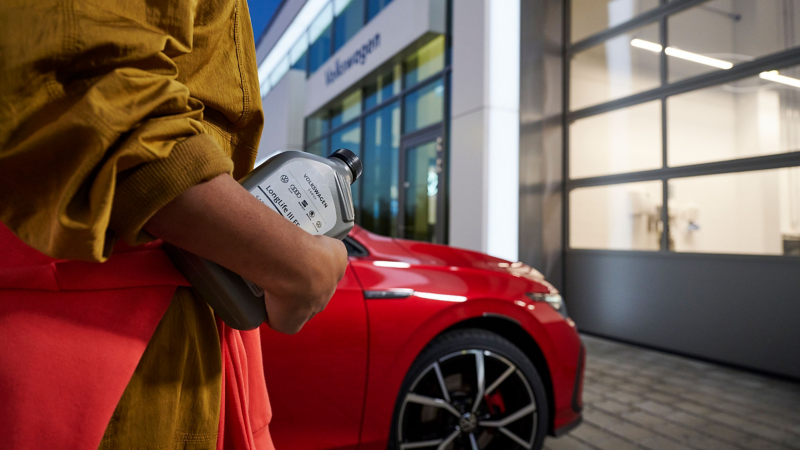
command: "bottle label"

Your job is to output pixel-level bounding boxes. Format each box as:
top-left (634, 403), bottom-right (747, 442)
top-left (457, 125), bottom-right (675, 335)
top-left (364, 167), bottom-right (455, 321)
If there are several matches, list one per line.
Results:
top-left (242, 161), bottom-right (339, 298)
top-left (249, 160), bottom-right (337, 236)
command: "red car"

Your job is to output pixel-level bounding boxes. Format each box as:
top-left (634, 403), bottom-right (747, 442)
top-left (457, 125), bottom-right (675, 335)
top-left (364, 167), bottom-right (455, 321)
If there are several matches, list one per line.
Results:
top-left (260, 226), bottom-right (584, 450)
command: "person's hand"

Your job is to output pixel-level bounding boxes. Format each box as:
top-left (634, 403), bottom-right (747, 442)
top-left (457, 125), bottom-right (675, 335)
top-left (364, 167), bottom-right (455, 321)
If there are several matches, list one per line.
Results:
top-left (144, 174), bottom-right (349, 334)
top-left (260, 235), bottom-right (347, 334)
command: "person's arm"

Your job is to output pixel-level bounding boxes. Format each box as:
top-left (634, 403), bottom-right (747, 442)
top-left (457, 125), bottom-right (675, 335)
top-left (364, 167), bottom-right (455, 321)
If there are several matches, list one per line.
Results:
top-left (143, 173), bottom-right (347, 334)
top-left (0, 1), bottom-right (344, 333)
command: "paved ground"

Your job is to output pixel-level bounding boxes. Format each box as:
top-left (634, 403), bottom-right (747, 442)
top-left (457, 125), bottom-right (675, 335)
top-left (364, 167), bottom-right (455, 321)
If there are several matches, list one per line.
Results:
top-left (543, 335), bottom-right (800, 450)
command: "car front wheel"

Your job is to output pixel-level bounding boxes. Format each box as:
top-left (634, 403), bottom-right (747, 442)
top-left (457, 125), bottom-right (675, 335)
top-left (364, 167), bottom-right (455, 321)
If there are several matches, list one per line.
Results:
top-left (390, 328), bottom-right (549, 450)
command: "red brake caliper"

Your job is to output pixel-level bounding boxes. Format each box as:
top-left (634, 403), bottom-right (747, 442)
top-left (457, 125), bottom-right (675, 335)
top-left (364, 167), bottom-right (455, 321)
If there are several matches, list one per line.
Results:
top-left (485, 390), bottom-right (506, 415)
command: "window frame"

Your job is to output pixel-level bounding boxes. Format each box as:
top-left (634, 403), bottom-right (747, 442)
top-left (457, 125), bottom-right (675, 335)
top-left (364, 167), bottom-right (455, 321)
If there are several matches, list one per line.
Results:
top-left (564, 0), bottom-right (800, 255)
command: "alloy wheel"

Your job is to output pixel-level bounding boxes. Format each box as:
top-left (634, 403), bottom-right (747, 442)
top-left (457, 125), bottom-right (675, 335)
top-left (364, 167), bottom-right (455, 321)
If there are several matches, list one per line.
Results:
top-left (397, 349), bottom-right (538, 450)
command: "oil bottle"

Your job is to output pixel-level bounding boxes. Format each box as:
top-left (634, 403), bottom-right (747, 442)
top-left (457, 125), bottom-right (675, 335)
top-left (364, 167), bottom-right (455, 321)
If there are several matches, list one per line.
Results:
top-left (165, 148), bottom-right (362, 330)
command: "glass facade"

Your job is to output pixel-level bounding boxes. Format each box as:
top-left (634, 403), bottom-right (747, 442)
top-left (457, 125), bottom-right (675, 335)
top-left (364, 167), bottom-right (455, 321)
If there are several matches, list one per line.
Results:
top-left (667, 66), bottom-right (800, 167)
top-left (404, 78), bottom-right (444, 133)
top-left (668, 0), bottom-right (800, 82)
top-left (362, 102), bottom-right (401, 236)
top-left (571, 0), bottom-right (659, 43)
top-left (569, 100), bottom-right (662, 179)
top-left (308, 4), bottom-right (334, 74)
top-left (669, 168), bottom-right (800, 255)
top-left (364, 65), bottom-right (401, 110)
top-left (570, 22), bottom-right (661, 111)
top-left (403, 36), bottom-right (446, 87)
top-left (304, 36), bottom-right (448, 242)
top-left (334, 0), bottom-right (365, 52)
top-left (403, 140), bottom-right (440, 242)
top-left (570, 181), bottom-right (663, 251)
top-left (567, 0), bottom-right (800, 256)
top-left (260, 0), bottom-right (396, 95)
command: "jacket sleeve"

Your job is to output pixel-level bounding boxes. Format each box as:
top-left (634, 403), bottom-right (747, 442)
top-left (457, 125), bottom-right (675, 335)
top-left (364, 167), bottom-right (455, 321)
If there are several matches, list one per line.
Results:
top-left (0, 0), bottom-right (234, 262)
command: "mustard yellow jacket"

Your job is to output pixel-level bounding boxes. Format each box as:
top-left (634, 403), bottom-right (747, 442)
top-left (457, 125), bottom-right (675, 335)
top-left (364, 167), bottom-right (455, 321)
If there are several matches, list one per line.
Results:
top-left (0, 0), bottom-right (264, 260)
top-left (1, 0), bottom-right (265, 448)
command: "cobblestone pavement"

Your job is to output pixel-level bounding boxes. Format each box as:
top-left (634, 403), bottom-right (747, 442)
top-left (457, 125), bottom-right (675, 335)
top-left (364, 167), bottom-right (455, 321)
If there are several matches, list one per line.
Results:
top-left (544, 335), bottom-right (800, 450)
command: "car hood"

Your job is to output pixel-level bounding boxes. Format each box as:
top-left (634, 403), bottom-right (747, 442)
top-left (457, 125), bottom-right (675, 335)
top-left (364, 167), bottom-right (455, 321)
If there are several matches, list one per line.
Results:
top-left (393, 238), bottom-right (556, 293)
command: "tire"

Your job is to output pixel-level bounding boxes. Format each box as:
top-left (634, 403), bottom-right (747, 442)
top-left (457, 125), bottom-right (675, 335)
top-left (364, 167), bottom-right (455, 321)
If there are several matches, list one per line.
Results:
top-left (389, 328), bottom-right (549, 450)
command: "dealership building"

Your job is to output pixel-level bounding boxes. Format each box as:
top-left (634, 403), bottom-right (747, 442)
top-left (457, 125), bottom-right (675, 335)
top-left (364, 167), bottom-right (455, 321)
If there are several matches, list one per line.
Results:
top-left (255, 0), bottom-right (800, 379)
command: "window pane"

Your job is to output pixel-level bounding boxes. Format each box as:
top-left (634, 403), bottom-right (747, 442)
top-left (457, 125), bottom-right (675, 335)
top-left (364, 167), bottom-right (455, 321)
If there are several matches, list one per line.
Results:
top-left (403, 140), bottom-right (439, 242)
top-left (669, 168), bottom-right (800, 255)
top-left (330, 90), bottom-right (362, 129)
top-left (331, 122), bottom-right (362, 211)
top-left (290, 34), bottom-right (309, 72)
top-left (291, 51), bottom-right (307, 71)
top-left (404, 36), bottom-right (445, 88)
top-left (367, 0), bottom-right (392, 21)
top-left (334, 0), bottom-right (365, 52)
top-left (306, 110), bottom-right (329, 142)
top-left (362, 102), bottom-right (401, 236)
top-left (571, 0), bottom-right (659, 43)
top-left (309, 5), bottom-right (334, 74)
top-left (570, 22), bottom-right (661, 111)
top-left (668, 0), bottom-right (800, 83)
top-left (668, 66), bottom-right (800, 167)
top-left (364, 64), bottom-right (401, 110)
top-left (570, 181), bottom-right (663, 250)
top-left (404, 79), bottom-right (444, 133)
top-left (306, 138), bottom-right (327, 157)
top-left (570, 100), bottom-right (662, 179)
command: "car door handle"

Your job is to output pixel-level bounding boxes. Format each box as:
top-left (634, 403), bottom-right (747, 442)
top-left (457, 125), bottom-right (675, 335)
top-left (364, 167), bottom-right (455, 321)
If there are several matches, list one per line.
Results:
top-left (364, 289), bottom-right (415, 299)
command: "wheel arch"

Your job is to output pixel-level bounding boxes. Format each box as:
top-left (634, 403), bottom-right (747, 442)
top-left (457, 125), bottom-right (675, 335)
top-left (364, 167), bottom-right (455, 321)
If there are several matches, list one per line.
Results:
top-left (435, 315), bottom-right (557, 436)
top-left (366, 298), bottom-right (569, 447)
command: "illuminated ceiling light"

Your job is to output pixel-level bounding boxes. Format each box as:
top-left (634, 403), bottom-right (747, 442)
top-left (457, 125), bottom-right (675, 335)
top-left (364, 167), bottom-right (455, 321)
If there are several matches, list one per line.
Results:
top-left (664, 47), bottom-right (733, 70)
top-left (373, 261), bottom-right (412, 268)
top-left (415, 292), bottom-right (468, 302)
top-left (760, 70), bottom-right (800, 89)
top-left (631, 38), bottom-right (662, 53)
top-left (629, 39), bottom-right (734, 70)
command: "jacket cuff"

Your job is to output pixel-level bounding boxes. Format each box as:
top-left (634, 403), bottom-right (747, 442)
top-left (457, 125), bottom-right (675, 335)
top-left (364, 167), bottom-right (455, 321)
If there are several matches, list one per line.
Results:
top-left (110, 134), bottom-right (233, 245)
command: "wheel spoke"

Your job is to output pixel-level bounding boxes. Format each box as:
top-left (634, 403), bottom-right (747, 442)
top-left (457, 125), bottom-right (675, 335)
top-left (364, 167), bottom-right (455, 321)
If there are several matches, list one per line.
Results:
top-left (478, 403), bottom-right (536, 428)
top-left (401, 349), bottom-right (539, 450)
top-left (469, 432), bottom-right (480, 450)
top-left (436, 428), bottom-right (460, 450)
top-left (406, 393), bottom-right (461, 417)
top-left (433, 362), bottom-right (451, 403)
top-left (499, 427), bottom-right (533, 449)
top-left (485, 365), bottom-right (516, 396)
top-left (471, 351), bottom-right (485, 413)
top-left (400, 438), bottom-right (444, 449)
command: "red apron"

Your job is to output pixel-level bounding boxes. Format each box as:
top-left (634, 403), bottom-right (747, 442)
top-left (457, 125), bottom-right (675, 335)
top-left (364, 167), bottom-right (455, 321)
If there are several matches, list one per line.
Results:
top-left (0, 224), bottom-right (273, 450)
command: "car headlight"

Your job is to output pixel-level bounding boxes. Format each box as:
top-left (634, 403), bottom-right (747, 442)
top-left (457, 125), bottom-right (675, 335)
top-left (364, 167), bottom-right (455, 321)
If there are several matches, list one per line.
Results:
top-left (526, 292), bottom-right (568, 318)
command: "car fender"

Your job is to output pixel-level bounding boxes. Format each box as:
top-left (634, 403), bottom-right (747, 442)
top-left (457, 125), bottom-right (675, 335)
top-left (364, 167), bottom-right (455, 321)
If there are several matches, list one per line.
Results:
top-left (359, 293), bottom-right (581, 449)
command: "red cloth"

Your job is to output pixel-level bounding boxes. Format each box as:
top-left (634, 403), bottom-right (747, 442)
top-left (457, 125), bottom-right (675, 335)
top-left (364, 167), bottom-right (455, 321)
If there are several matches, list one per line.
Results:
top-left (217, 321), bottom-right (274, 450)
top-left (0, 224), bottom-right (272, 449)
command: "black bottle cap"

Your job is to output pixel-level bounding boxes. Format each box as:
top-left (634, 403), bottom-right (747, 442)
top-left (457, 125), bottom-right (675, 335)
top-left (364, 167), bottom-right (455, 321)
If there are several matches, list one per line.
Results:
top-left (329, 148), bottom-right (362, 183)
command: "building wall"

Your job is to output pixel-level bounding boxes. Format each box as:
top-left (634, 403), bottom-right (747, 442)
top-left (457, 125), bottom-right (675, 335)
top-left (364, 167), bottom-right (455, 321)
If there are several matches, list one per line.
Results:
top-left (519, 0), bottom-right (565, 289)
top-left (449, 0), bottom-right (521, 262)
top-left (257, 70), bottom-right (307, 165)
